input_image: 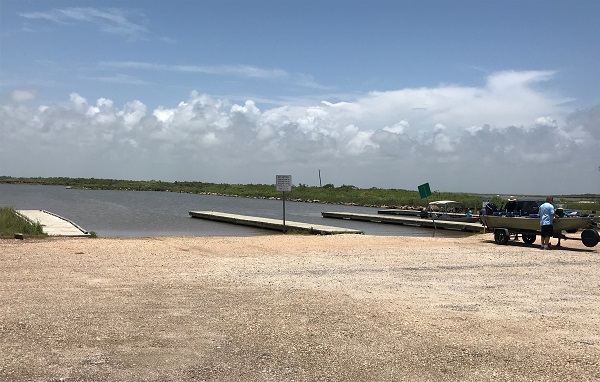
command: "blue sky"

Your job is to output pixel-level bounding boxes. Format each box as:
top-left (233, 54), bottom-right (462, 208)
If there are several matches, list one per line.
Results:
top-left (1, 0), bottom-right (599, 195)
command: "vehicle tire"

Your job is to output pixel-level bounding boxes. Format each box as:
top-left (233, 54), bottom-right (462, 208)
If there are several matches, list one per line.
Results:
top-left (522, 233), bottom-right (536, 245)
top-left (581, 229), bottom-right (600, 248)
top-left (494, 229), bottom-right (509, 245)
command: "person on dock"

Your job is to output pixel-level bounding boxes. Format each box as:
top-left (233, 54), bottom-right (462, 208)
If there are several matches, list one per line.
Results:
top-left (539, 196), bottom-right (558, 250)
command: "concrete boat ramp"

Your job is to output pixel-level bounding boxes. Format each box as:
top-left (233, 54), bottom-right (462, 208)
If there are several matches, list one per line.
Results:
top-left (189, 211), bottom-right (363, 235)
top-left (17, 210), bottom-right (90, 237)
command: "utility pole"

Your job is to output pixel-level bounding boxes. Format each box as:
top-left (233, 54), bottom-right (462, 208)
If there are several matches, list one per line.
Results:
top-left (318, 169), bottom-right (322, 187)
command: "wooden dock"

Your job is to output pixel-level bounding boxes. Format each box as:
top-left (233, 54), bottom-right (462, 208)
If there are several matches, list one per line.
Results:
top-left (321, 212), bottom-right (485, 233)
top-left (17, 210), bottom-right (90, 237)
top-left (189, 211), bottom-right (363, 235)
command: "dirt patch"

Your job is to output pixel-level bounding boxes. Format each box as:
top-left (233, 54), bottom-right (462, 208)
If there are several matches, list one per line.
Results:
top-left (1, 234), bottom-right (599, 381)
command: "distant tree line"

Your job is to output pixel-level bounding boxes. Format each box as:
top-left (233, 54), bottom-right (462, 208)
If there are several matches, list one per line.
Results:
top-left (1, 176), bottom-right (597, 212)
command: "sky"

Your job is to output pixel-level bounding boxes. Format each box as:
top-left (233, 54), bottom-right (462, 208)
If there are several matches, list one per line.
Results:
top-left (1, 0), bottom-right (599, 195)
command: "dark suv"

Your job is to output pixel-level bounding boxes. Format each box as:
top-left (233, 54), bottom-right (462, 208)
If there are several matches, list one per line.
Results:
top-left (495, 199), bottom-right (543, 216)
top-left (513, 200), bottom-right (545, 216)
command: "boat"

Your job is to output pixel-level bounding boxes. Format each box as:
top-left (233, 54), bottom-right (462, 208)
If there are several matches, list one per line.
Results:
top-left (427, 200), bottom-right (480, 223)
top-left (378, 200), bottom-right (480, 223)
top-left (481, 197), bottom-right (593, 235)
top-left (481, 214), bottom-right (592, 234)
top-left (481, 213), bottom-right (598, 247)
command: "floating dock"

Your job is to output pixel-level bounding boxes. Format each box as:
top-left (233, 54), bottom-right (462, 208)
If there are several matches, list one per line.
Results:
top-left (17, 210), bottom-right (90, 237)
top-left (378, 209), bottom-right (421, 216)
top-left (321, 212), bottom-right (485, 233)
top-left (189, 211), bottom-right (363, 235)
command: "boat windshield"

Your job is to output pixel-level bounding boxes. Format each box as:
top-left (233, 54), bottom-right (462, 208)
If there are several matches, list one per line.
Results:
top-left (428, 201), bottom-right (465, 213)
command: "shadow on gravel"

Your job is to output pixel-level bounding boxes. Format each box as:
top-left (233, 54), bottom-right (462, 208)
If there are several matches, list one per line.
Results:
top-left (483, 239), bottom-right (597, 253)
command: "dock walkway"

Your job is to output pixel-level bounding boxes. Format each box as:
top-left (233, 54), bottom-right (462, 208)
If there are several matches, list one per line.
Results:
top-left (189, 211), bottom-right (362, 235)
top-left (17, 210), bottom-right (90, 237)
top-left (321, 212), bottom-right (484, 233)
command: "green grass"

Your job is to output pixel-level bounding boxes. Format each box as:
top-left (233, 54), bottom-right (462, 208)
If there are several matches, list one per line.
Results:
top-left (0, 207), bottom-right (46, 238)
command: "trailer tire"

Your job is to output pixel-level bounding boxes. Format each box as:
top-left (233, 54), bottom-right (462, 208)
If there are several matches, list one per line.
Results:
top-left (522, 233), bottom-right (536, 245)
top-left (494, 229), bottom-right (510, 245)
top-left (581, 229), bottom-right (599, 248)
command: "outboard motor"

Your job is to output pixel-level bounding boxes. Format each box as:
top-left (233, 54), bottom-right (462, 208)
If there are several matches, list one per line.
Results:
top-left (484, 202), bottom-right (498, 215)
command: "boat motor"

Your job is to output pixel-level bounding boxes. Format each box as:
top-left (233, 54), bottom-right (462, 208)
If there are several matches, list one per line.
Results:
top-left (484, 202), bottom-right (498, 215)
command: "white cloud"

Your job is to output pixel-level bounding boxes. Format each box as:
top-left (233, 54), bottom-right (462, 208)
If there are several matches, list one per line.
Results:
top-left (19, 7), bottom-right (148, 39)
top-left (535, 116), bottom-right (557, 127)
top-left (118, 100), bottom-right (146, 129)
top-left (80, 73), bottom-right (150, 85)
top-left (98, 61), bottom-right (327, 89)
top-left (152, 107), bottom-right (174, 123)
top-left (433, 132), bottom-right (455, 153)
top-left (382, 120), bottom-right (408, 135)
top-left (202, 132), bottom-right (218, 147)
top-left (102, 61), bottom-right (289, 80)
top-left (346, 130), bottom-right (376, 155)
top-left (0, 71), bottom-right (598, 194)
top-left (10, 89), bottom-right (37, 103)
top-left (69, 93), bottom-right (88, 111)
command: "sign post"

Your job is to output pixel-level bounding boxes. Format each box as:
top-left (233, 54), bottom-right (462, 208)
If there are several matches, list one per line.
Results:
top-left (418, 182), bottom-right (436, 230)
top-left (276, 175), bottom-right (292, 231)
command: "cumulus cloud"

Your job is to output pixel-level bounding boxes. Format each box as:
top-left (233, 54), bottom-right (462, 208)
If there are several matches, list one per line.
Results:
top-left (0, 71), bottom-right (598, 194)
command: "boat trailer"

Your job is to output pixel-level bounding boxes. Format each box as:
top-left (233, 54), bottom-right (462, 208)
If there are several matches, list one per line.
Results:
top-left (491, 227), bottom-right (599, 248)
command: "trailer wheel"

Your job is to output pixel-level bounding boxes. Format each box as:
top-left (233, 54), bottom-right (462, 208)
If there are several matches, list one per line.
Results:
top-left (581, 229), bottom-right (599, 247)
top-left (522, 233), bottom-right (536, 245)
top-left (494, 229), bottom-right (510, 245)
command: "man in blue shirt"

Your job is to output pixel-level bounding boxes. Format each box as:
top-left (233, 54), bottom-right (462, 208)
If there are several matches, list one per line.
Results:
top-left (539, 196), bottom-right (559, 249)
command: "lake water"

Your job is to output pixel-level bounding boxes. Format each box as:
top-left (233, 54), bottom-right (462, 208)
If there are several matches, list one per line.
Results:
top-left (0, 183), bottom-right (473, 238)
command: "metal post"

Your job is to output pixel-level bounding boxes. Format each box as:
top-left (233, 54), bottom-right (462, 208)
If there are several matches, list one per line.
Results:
top-left (282, 191), bottom-right (286, 230)
top-left (426, 195), bottom-right (437, 230)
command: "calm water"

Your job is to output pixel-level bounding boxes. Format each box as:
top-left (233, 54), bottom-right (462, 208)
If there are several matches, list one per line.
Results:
top-left (0, 183), bottom-right (472, 238)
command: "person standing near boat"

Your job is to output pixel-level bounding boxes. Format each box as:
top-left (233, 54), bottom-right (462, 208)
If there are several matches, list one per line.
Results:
top-left (539, 196), bottom-right (559, 249)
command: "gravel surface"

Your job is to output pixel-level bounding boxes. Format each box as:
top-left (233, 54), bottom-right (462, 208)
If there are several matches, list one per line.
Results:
top-left (1, 234), bottom-right (599, 381)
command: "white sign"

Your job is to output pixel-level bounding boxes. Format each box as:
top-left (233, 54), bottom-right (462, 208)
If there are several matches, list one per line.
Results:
top-left (276, 175), bottom-right (292, 192)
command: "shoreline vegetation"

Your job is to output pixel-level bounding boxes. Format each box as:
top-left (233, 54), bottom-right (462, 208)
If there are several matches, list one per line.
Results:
top-left (0, 207), bottom-right (46, 238)
top-left (1, 175), bottom-right (599, 213)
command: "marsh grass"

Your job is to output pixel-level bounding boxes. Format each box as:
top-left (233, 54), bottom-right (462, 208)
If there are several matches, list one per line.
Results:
top-left (0, 207), bottom-right (46, 238)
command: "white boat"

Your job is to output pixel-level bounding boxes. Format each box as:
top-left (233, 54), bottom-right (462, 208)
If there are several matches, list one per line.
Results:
top-left (428, 200), bottom-right (480, 223)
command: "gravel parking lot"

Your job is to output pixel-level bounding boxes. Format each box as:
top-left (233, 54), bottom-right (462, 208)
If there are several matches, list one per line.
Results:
top-left (1, 234), bottom-right (599, 381)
